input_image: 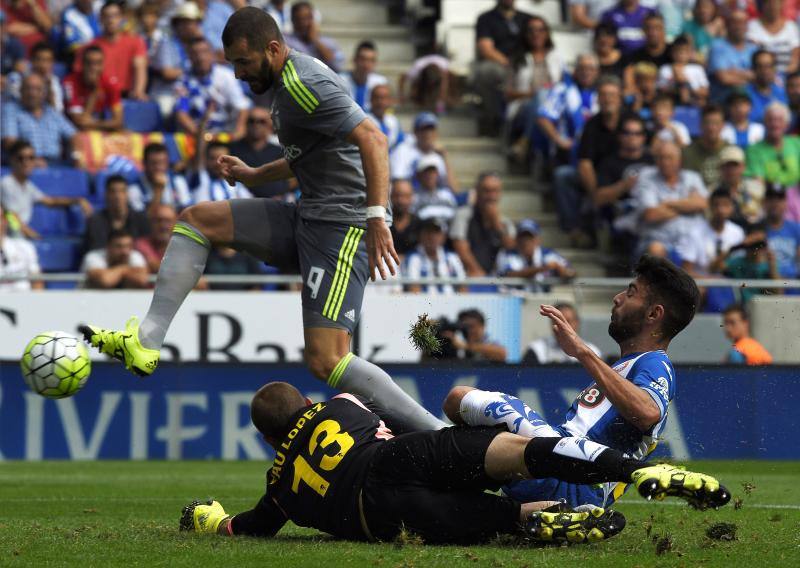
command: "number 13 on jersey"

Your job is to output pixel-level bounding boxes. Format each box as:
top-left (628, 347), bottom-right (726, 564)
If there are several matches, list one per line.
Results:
top-left (292, 419), bottom-right (355, 497)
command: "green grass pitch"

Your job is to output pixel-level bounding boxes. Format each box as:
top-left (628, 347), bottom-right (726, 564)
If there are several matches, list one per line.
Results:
top-left (1, 460), bottom-right (799, 567)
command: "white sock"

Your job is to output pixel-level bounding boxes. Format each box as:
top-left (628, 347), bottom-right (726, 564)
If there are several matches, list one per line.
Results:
top-left (460, 390), bottom-right (560, 437)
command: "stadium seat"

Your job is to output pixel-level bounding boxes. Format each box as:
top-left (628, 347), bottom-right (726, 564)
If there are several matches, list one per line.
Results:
top-left (673, 106), bottom-right (701, 138)
top-left (29, 204), bottom-right (86, 236)
top-left (34, 237), bottom-right (82, 272)
top-left (30, 167), bottom-right (90, 198)
top-left (123, 100), bottom-right (163, 133)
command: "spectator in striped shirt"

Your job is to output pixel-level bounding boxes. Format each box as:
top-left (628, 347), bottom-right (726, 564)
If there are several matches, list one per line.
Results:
top-left (412, 154), bottom-right (457, 227)
top-left (404, 218), bottom-right (466, 295)
top-left (367, 84), bottom-right (405, 152)
top-left (339, 40), bottom-right (388, 113)
top-left (60, 0), bottom-right (99, 54)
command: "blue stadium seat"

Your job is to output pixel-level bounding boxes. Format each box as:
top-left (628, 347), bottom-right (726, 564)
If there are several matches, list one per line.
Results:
top-left (34, 237), bottom-right (82, 272)
top-left (29, 204), bottom-right (86, 236)
top-left (673, 106), bottom-right (701, 138)
top-left (30, 167), bottom-right (90, 198)
top-left (123, 100), bottom-right (163, 132)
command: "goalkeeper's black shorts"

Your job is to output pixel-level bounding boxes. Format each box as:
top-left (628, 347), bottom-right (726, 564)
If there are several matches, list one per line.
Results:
top-left (360, 426), bottom-right (521, 544)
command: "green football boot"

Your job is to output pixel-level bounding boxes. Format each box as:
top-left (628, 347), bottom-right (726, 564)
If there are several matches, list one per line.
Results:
top-left (79, 316), bottom-right (160, 377)
top-left (524, 506), bottom-right (626, 544)
top-left (632, 464), bottom-right (731, 509)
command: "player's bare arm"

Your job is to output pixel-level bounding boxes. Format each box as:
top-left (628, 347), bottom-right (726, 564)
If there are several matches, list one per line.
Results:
top-left (347, 118), bottom-right (400, 281)
top-left (540, 304), bottom-right (661, 431)
top-left (217, 155), bottom-right (294, 188)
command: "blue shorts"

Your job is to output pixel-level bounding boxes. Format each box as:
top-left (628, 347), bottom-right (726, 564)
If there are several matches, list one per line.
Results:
top-left (503, 477), bottom-right (624, 508)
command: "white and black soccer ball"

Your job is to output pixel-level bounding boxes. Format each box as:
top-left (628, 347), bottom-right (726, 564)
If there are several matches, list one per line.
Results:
top-left (20, 331), bottom-right (91, 399)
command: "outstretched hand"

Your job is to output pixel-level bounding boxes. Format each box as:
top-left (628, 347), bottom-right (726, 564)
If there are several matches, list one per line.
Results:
top-left (366, 218), bottom-right (400, 281)
top-left (217, 155), bottom-right (258, 188)
top-left (540, 304), bottom-right (587, 359)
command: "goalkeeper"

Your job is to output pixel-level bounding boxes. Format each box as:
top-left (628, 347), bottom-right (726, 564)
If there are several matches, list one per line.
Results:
top-left (181, 382), bottom-right (729, 545)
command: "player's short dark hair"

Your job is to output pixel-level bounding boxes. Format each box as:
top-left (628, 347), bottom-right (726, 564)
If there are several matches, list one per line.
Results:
top-left (710, 188), bottom-right (733, 203)
top-left (752, 48), bottom-right (775, 67)
top-left (355, 40), bottom-right (377, 55)
top-left (8, 139), bottom-right (34, 159)
top-left (701, 103), bottom-right (725, 120)
top-left (594, 22), bottom-right (618, 40)
top-left (107, 229), bottom-right (133, 242)
top-left (723, 303), bottom-right (749, 320)
top-left (30, 42), bottom-right (54, 57)
top-left (251, 382), bottom-right (307, 439)
top-left (143, 142), bottom-right (168, 161)
top-left (105, 174), bottom-right (128, 192)
top-left (634, 254), bottom-right (700, 340)
top-left (669, 34), bottom-right (691, 50)
top-left (458, 309), bottom-right (485, 326)
top-left (291, 1), bottom-right (313, 18)
top-left (725, 91), bottom-right (752, 107)
top-left (222, 6), bottom-right (284, 51)
top-left (652, 92), bottom-right (674, 107)
top-left (82, 45), bottom-right (104, 63)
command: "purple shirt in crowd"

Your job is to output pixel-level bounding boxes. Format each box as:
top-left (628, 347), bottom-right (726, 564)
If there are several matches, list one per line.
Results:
top-left (600, 3), bottom-right (657, 54)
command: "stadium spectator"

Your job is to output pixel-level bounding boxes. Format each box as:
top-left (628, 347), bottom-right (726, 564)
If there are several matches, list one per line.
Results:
top-left (746, 49), bottom-right (789, 123)
top-left (651, 94), bottom-right (691, 146)
top-left (412, 155), bottom-right (457, 226)
top-left (197, 0), bottom-right (235, 54)
top-left (788, 71), bottom-right (800, 132)
top-left (135, 204), bottom-right (177, 273)
top-left (594, 22), bottom-right (625, 78)
top-left (128, 142), bottom-right (193, 213)
top-left (473, 0), bottom-right (532, 136)
top-left (679, 189), bottom-right (745, 276)
top-left (285, 1), bottom-right (344, 71)
top-left (495, 219), bottom-right (575, 293)
top-left (714, 145), bottom-right (766, 228)
top-left (626, 62), bottom-right (659, 128)
top-left (707, 10), bottom-right (758, 102)
top-left (450, 172), bottom-right (516, 276)
top-left (149, 1), bottom-right (203, 117)
top-left (745, 0), bottom-right (800, 76)
top-left (0, 203), bottom-right (42, 291)
top-left (657, 35), bottom-right (709, 107)
top-left (0, 140), bottom-right (92, 238)
top-left (390, 112), bottom-right (458, 192)
top-left (536, 54), bottom-right (599, 245)
top-left (60, 0), bottom-right (100, 55)
top-left (190, 133), bottom-right (253, 203)
top-left (746, 102), bottom-right (800, 186)
top-left (229, 107), bottom-right (292, 198)
top-left (388, 179), bottom-right (420, 258)
top-left (595, 114), bottom-right (654, 252)
top-left (763, 183), bottom-right (800, 279)
top-left (680, 0), bottom-right (724, 63)
top-left (522, 302), bottom-right (601, 364)
top-left (600, 0), bottom-right (656, 56)
top-left (622, 12), bottom-right (670, 91)
top-left (339, 41), bottom-right (387, 113)
top-left (398, 51), bottom-right (455, 113)
top-left (633, 141), bottom-right (709, 257)
top-left (87, 1), bottom-right (147, 100)
top-left (722, 225), bottom-right (779, 304)
top-left (576, 75), bottom-right (624, 212)
top-left (63, 44), bottom-right (123, 131)
top-left (0, 0), bottom-right (52, 55)
top-left (683, 104), bottom-right (731, 189)
top-left (367, 84), bottom-right (404, 152)
top-left (404, 218), bottom-right (466, 295)
top-left (175, 37), bottom-right (251, 138)
top-left (137, 1), bottom-right (165, 63)
top-left (443, 308), bottom-right (507, 363)
top-left (263, 0), bottom-right (292, 33)
top-left (721, 92), bottom-right (765, 149)
top-left (1, 11), bottom-right (26, 77)
top-left (6, 42), bottom-right (64, 112)
top-left (722, 304), bottom-right (773, 365)
top-left (570, 0), bottom-right (617, 31)
top-left (81, 229), bottom-right (149, 289)
top-left (204, 246), bottom-right (263, 291)
top-left (83, 174), bottom-right (149, 252)
top-left (505, 16), bottom-right (564, 161)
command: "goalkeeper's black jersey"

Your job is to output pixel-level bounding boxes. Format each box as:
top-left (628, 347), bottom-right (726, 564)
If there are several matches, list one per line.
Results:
top-left (231, 395), bottom-right (392, 540)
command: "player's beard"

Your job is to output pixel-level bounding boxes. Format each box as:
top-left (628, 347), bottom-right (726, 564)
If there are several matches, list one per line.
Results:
top-left (608, 305), bottom-right (647, 344)
top-left (248, 58), bottom-right (276, 94)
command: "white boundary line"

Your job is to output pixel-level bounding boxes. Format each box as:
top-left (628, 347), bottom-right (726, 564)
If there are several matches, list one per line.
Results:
top-left (619, 500), bottom-right (800, 511)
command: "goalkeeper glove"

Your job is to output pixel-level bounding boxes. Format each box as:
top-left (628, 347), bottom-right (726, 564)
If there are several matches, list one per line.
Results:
top-left (180, 499), bottom-right (231, 534)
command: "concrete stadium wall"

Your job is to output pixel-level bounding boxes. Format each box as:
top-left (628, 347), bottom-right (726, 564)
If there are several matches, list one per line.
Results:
top-left (750, 297), bottom-right (800, 364)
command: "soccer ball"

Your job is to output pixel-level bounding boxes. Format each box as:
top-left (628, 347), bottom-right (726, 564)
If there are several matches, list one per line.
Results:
top-left (20, 331), bottom-right (91, 399)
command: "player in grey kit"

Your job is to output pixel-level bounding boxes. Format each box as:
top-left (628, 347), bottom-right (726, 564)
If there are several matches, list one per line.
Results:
top-left (80, 7), bottom-right (444, 431)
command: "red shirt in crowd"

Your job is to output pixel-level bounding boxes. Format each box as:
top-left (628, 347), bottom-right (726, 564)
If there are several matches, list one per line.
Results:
top-left (85, 33), bottom-right (147, 94)
top-left (1, 0), bottom-right (49, 55)
top-left (63, 72), bottom-right (122, 117)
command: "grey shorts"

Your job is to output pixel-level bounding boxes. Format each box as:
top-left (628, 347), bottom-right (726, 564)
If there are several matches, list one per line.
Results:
top-left (229, 198), bottom-right (368, 333)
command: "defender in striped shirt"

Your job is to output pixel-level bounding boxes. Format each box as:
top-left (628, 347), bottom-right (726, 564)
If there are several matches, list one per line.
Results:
top-left (80, 7), bottom-right (445, 433)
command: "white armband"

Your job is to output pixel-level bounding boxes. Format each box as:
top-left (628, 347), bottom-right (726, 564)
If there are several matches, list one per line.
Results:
top-left (366, 206), bottom-right (386, 220)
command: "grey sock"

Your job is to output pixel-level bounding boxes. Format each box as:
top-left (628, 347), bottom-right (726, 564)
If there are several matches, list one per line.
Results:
top-left (139, 222), bottom-right (210, 350)
top-left (330, 354), bottom-right (447, 432)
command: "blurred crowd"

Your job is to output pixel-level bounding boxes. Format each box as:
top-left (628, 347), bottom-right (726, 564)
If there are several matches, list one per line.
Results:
top-left (0, 0), bottom-right (798, 321)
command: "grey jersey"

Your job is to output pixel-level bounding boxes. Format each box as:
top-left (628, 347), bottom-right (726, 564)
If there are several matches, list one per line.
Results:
top-left (272, 50), bottom-right (388, 226)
